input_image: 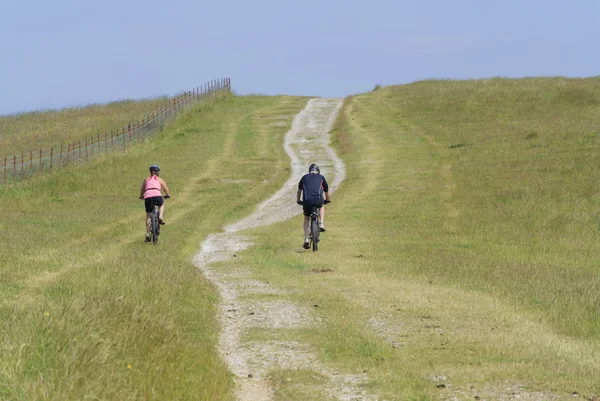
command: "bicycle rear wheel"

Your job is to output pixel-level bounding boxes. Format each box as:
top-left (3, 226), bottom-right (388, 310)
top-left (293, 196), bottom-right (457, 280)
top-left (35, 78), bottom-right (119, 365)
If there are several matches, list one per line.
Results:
top-left (311, 216), bottom-right (319, 252)
top-left (151, 210), bottom-right (159, 244)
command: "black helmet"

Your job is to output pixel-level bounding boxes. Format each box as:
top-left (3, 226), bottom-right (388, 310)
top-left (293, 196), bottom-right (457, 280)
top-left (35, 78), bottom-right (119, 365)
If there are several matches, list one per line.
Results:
top-left (149, 164), bottom-right (160, 172)
top-left (309, 164), bottom-right (320, 173)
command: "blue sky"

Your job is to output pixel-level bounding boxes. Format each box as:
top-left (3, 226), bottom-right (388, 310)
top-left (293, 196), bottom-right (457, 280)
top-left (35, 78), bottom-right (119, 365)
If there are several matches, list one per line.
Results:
top-left (1, 0), bottom-right (598, 115)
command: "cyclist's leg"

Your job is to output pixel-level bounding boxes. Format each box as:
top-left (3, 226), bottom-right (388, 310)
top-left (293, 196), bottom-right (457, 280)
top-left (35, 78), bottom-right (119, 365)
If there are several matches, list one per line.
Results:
top-left (302, 203), bottom-right (312, 248)
top-left (145, 212), bottom-right (152, 238)
top-left (158, 203), bottom-right (165, 223)
top-left (155, 197), bottom-right (165, 224)
top-left (144, 198), bottom-right (153, 240)
top-left (319, 205), bottom-right (326, 230)
top-left (302, 203), bottom-right (313, 237)
top-left (303, 215), bottom-right (310, 238)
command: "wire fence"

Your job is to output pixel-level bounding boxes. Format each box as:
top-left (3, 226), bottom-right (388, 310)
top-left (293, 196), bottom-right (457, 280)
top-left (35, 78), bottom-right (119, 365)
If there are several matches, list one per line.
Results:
top-left (1, 78), bottom-right (231, 184)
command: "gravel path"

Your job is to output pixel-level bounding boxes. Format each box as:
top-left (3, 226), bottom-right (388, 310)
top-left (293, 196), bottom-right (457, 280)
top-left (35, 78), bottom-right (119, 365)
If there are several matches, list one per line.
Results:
top-left (193, 98), bottom-right (375, 401)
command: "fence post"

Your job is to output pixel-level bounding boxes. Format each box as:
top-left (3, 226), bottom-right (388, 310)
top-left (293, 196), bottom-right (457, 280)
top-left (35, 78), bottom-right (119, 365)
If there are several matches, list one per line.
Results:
top-left (50, 147), bottom-right (53, 170)
top-left (30, 150), bottom-right (33, 172)
top-left (3, 156), bottom-right (6, 183)
top-left (39, 149), bottom-right (43, 172)
top-left (13, 155), bottom-right (16, 179)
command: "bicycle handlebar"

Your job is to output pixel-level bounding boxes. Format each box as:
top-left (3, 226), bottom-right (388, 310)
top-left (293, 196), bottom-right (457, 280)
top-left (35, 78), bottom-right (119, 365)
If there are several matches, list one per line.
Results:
top-left (297, 200), bottom-right (331, 205)
top-left (139, 195), bottom-right (171, 199)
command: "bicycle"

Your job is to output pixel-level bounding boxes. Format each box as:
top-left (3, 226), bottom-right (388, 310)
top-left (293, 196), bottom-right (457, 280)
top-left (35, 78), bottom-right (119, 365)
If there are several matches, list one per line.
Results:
top-left (148, 195), bottom-right (169, 245)
top-left (300, 200), bottom-right (330, 252)
top-left (308, 205), bottom-right (321, 251)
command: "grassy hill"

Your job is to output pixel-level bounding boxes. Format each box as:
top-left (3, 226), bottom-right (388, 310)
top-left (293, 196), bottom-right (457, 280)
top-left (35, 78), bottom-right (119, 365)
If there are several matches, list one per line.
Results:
top-left (0, 98), bottom-right (168, 155)
top-left (2, 77), bottom-right (600, 400)
top-left (227, 77), bottom-right (600, 400)
top-left (0, 94), bottom-right (309, 400)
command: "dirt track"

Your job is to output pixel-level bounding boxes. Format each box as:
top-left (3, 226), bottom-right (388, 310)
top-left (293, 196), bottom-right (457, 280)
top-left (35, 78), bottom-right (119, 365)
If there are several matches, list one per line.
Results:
top-left (193, 98), bottom-right (376, 401)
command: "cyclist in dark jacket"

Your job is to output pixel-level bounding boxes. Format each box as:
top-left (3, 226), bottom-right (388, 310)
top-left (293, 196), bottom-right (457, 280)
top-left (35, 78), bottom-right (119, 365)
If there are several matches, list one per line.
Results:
top-left (297, 163), bottom-right (331, 249)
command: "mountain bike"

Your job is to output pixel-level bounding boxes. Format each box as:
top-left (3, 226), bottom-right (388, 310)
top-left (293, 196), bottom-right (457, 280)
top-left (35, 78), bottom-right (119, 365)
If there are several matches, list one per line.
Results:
top-left (149, 195), bottom-right (169, 244)
top-left (299, 200), bottom-right (330, 252)
top-left (309, 205), bottom-right (321, 252)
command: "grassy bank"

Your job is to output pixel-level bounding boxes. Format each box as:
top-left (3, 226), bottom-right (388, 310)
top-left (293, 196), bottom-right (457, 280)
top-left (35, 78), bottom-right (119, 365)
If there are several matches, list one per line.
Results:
top-left (0, 94), bottom-right (309, 400)
top-left (0, 98), bottom-right (168, 155)
top-left (223, 78), bottom-right (600, 400)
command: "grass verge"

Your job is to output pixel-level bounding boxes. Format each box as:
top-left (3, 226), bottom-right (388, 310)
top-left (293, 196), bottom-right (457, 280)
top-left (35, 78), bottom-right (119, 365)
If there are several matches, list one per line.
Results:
top-left (219, 78), bottom-right (600, 400)
top-left (0, 93), bottom-right (309, 400)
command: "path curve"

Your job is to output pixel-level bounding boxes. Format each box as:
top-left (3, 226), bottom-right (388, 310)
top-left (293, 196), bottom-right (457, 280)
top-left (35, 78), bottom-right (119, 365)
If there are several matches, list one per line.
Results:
top-left (193, 99), bottom-right (375, 401)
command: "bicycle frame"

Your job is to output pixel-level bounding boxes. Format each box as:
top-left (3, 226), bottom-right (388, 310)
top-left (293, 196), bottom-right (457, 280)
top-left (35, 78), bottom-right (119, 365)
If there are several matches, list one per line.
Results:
top-left (146, 196), bottom-right (167, 245)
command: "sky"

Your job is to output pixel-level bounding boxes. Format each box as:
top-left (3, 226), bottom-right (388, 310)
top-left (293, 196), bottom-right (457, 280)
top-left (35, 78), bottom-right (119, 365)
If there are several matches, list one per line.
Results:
top-left (0, 0), bottom-right (598, 115)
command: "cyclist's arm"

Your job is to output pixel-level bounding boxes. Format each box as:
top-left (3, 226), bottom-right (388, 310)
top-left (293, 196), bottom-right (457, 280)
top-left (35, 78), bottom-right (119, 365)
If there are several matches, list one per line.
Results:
top-left (158, 178), bottom-right (171, 197)
top-left (297, 177), bottom-right (305, 203)
top-left (139, 178), bottom-right (148, 198)
top-left (322, 176), bottom-right (330, 202)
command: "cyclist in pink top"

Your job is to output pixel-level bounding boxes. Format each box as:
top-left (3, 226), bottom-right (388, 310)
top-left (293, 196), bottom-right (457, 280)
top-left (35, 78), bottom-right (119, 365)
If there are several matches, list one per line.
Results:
top-left (139, 164), bottom-right (171, 242)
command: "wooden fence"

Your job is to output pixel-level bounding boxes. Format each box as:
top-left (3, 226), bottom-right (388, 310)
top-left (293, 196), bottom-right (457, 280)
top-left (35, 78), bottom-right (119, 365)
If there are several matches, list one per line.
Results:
top-left (2, 78), bottom-right (231, 184)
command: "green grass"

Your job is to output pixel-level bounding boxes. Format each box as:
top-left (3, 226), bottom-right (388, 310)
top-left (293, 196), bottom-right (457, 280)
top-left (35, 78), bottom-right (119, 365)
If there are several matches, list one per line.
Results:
top-left (0, 93), bottom-right (309, 400)
top-left (217, 78), bottom-right (600, 400)
top-left (0, 98), bottom-right (168, 155)
top-left (4, 77), bottom-right (600, 400)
